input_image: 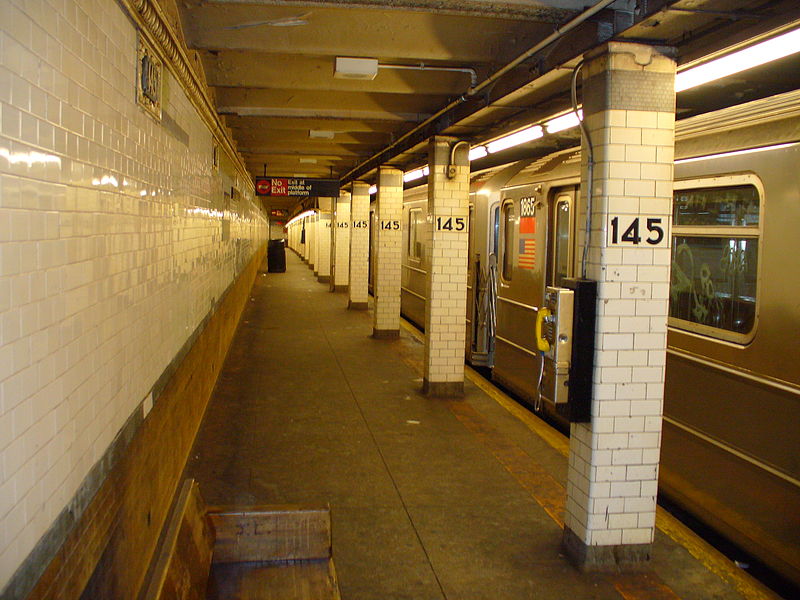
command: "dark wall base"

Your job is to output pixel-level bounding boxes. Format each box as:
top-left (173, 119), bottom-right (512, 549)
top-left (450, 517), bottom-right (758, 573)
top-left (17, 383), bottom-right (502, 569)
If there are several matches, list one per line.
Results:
top-left (317, 275), bottom-right (330, 283)
top-left (422, 379), bottom-right (464, 398)
top-left (332, 285), bottom-right (348, 293)
top-left (562, 527), bottom-right (651, 572)
top-left (348, 301), bottom-right (368, 310)
top-left (19, 245), bottom-right (267, 600)
top-left (372, 328), bottom-right (399, 339)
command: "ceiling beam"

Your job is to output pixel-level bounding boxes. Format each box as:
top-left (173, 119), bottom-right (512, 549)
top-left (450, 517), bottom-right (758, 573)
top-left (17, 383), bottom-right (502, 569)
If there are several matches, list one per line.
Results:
top-left (184, 0), bottom-right (581, 22)
top-left (183, 4), bottom-right (560, 63)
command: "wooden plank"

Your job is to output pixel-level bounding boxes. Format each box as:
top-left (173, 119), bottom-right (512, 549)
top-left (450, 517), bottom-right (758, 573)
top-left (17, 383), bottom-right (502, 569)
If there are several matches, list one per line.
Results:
top-left (208, 560), bottom-right (339, 600)
top-left (208, 507), bottom-right (331, 563)
top-left (141, 480), bottom-right (214, 600)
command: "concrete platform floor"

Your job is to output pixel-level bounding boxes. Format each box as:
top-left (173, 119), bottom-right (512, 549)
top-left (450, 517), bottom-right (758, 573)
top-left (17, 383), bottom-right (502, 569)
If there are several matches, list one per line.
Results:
top-left (185, 251), bottom-right (778, 600)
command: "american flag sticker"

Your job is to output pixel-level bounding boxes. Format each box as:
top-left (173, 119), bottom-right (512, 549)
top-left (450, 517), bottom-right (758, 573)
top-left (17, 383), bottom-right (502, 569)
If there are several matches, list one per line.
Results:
top-left (518, 238), bottom-right (536, 269)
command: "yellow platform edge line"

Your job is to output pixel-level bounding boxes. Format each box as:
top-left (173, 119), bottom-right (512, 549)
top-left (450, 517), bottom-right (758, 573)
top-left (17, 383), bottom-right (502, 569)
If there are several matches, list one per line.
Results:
top-left (399, 319), bottom-right (778, 600)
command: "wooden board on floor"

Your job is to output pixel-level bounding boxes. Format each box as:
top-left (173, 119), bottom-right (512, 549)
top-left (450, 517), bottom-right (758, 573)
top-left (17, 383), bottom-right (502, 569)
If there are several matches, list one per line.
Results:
top-left (208, 507), bottom-right (331, 564)
top-left (208, 560), bottom-right (340, 600)
top-left (142, 480), bottom-right (215, 600)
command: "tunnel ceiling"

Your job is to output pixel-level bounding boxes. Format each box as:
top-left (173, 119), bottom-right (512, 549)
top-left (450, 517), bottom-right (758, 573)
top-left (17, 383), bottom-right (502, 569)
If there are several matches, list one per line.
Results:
top-left (176, 0), bottom-right (800, 188)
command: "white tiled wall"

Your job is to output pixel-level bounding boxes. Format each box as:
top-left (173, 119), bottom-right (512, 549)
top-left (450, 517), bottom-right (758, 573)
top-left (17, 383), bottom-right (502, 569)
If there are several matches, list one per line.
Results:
top-left (423, 139), bottom-right (469, 384)
top-left (564, 46), bottom-right (674, 552)
top-left (348, 185), bottom-right (370, 305)
top-left (333, 195), bottom-right (350, 287)
top-left (372, 168), bottom-right (402, 332)
top-left (0, 0), bottom-right (266, 588)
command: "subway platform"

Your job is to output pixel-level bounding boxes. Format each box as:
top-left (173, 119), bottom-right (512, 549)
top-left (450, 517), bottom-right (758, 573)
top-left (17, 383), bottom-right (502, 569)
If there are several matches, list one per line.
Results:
top-left (185, 250), bottom-right (777, 600)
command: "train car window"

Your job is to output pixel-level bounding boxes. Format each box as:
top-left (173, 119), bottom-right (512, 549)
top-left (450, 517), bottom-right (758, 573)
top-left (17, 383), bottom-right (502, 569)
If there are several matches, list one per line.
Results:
top-left (553, 198), bottom-right (571, 287)
top-left (674, 185), bottom-right (759, 227)
top-left (501, 201), bottom-right (515, 281)
top-left (408, 207), bottom-right (423, 259)
top-left (669, 183), bottom-right (761, 341)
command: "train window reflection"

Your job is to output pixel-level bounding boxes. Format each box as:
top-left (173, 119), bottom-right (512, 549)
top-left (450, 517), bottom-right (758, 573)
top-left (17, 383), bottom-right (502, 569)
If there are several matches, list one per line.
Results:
top-left (408, 207), bottom-right (423, 259)
top-left (670, 183), bottom-right (760, 341)
top-left (502, 202), bottom-right (514, 281)
top-left (674, 185), bottom-right (759, 227)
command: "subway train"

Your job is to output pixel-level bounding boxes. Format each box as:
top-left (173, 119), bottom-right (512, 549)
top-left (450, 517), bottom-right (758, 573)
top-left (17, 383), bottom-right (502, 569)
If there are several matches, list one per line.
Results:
top-left (379, 89), bottom-right (800, 588)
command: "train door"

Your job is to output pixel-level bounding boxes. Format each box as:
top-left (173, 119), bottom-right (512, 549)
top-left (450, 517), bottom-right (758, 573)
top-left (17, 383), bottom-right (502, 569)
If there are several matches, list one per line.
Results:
top-left (469, 201), bottom-right (499, 367)
top-left (491, 187), bottom-right (550, 405)
top-left (465, 204), bottom-right (477, 356)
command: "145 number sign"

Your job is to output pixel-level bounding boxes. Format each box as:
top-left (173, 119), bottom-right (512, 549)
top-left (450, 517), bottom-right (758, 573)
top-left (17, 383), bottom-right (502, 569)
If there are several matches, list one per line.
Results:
top-left (435, 216), bottom-right (467, 232)
top-left (608, 215), bottom-right (666, 246)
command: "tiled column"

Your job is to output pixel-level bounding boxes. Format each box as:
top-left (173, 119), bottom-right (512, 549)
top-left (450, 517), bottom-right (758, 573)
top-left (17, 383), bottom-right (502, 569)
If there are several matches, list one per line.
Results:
top-left (316, 198), bottom-right (332, 283)
top-left (349, 182), bottom-right (371, 310)
top-left (563, 42), bottom-right (676, 570)
top-left (372, 167), bottom-right (403, 338)
top-left (309, 212), bottom-right (318, 272)
top-left (331, 193), bottom-right (351, 292)
top-left (301, 217), bottom-right (308, 261)
top-left (423, 137), bottom-right (470, 396)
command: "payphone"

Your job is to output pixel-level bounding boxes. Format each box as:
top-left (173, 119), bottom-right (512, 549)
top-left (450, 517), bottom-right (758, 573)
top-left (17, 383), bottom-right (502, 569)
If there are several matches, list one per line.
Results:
top-left (535, 278), bottom-right (596, 422)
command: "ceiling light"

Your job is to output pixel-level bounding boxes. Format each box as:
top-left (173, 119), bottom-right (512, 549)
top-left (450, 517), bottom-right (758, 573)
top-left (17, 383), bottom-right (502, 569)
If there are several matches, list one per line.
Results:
top-left (286, 209), bottom-right (316, 227)
top-left (403, 168), bottom-right (426, 182)
top-left (676, 27), bottom-right (800, 92)
top-left (468, 146), bottom-right (487, 161)
top-left (309, 130), bottom-right (334, 139)
top-left (369, 185), bottom-right (377, 194)
top-left (486, 125), bottom-right (543, 154)
top-left (299, 158), bottom-right (318, 164)
top-left (334, 57), bottom-right (379, 80)
top-left (545, 110), bottom-right (583, 133)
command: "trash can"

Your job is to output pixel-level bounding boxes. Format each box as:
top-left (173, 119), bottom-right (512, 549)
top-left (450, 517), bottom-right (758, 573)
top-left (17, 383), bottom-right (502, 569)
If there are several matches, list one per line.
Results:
top-left (268, 238), bottom-right (286, 273)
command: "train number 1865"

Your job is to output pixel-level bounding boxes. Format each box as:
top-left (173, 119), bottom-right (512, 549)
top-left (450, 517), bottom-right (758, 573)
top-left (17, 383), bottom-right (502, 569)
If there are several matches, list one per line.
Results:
top-left (608, 215), bottom-right (666, 246)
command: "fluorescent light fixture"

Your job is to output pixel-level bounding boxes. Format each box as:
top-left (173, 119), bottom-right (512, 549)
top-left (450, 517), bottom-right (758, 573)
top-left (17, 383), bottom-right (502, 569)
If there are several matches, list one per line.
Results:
top-left (486, 125), bottom-right (543, 154)
top-left (334, 57), bottom-right (378, 80)
top-left (676, 27), bottom-right (800, 92)
top-left (545, 110), bottom-right (583, 133)
top-left (404, 167), bottom-right (426, 182)
top-left (422, 166), bottom-right (429, 176)
top-left (309, 130), bottom-right (334, 139)
top-left (468, 146), bottom-right (488, 161)
top-left (674, 142), bottom-right (799, 164)
top-left (286, 209), bottom-right (316, 227)
top-left (299, 158), bottom-right (318, 164)
top-left (369, 185), bottom-right (377, 194)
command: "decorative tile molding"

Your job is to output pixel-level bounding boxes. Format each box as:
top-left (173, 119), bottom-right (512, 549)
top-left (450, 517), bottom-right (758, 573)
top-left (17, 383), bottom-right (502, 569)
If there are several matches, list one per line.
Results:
top-left (124, 0), bottom-right (250, 184)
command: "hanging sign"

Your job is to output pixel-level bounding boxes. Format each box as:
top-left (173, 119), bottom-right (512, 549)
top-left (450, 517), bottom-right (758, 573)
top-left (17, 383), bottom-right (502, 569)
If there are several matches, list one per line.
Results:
top-left (254, 177), bottom-right (339, 197)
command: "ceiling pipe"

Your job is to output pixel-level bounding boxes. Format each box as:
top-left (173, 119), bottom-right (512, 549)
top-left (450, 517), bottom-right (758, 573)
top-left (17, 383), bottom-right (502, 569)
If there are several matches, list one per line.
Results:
top-left (341, 0), bottom-right (619, 184)
top-left (378, 63), bottom-right (478, 87)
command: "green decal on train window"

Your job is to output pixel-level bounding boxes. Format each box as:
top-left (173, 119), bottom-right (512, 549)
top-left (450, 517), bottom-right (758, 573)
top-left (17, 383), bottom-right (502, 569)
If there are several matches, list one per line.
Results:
top-left (669, 182), bottom-right (760, 341)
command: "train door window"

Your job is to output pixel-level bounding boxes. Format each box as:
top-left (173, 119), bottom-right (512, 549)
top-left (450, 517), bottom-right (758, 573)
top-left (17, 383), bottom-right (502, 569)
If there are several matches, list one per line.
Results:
top-left (553, 194), bottom-right (572, 287)
top-left (408, 207), bottom-right (423, 260)
top-left (501, 201), bottom-right (515, 281)
top-left (670, 178), bottom-right (762, 343)
top-left (492, 205), bottom-right (500, 257)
